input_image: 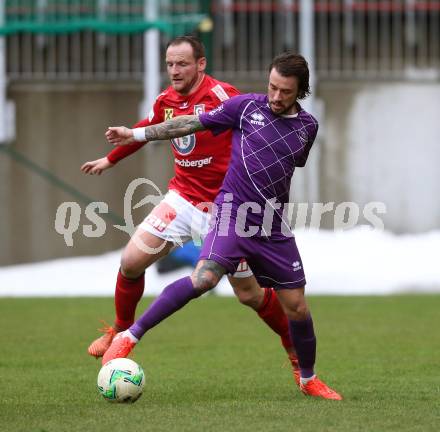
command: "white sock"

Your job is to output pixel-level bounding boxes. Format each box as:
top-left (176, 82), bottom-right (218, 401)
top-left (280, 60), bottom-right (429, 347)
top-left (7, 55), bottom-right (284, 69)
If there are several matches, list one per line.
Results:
top-left (121, 329), bottom-right (139, 343)
top-left (300, 374), bottom-right (316, 385)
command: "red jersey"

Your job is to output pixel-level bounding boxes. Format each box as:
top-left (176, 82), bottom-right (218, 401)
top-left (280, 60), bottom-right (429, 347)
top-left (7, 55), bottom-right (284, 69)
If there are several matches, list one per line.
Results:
top-left (107, 75), bottom-right (240, 205)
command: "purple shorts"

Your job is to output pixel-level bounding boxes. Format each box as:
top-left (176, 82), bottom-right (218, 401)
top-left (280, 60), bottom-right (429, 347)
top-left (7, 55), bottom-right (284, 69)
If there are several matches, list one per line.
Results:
top-left (199, 217), bottom-right (306, 290)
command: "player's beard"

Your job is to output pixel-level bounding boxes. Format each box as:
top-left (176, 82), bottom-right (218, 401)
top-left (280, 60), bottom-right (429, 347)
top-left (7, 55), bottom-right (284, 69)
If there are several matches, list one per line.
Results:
top-left (269, 100), bottom-right (297, 115)
top-left (174, 73), bottom-right (204, 95)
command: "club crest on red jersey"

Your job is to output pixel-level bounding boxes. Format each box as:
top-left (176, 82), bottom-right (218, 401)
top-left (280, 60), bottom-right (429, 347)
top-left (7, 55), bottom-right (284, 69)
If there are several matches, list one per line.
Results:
top-left (171, 134), bottom-right (196, 155)
top-left (194, 104), bottom-right (205, 115)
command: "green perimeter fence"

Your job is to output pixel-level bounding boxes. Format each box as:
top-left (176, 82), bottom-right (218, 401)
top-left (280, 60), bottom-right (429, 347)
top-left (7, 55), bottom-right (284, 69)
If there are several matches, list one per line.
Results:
top-left (0, 0), bottom-right (208, 36)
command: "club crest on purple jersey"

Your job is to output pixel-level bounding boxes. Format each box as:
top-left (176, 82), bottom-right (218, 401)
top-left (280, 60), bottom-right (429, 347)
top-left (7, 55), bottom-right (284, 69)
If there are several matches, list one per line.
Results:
top-left (297, 130), bottom-right (308, 144)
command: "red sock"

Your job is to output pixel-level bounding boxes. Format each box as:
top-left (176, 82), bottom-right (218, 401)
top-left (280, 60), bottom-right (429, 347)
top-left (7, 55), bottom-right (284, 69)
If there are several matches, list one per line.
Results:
top-left (114, 269), bottom-right (145, 331)
top-left (257, 287), bottom-right (293, 350)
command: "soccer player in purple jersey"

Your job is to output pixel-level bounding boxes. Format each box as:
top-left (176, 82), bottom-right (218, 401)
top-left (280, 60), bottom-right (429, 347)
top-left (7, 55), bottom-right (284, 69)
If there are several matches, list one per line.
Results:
top-left (103, 52), bottom-right (342, 400)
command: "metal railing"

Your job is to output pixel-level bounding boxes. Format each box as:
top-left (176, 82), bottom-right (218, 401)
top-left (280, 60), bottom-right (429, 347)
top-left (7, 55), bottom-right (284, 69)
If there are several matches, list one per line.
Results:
top-left (2, 1), bottom-right (440, 82)
top-left (211, 0), bottom-right (440, 81)
top-left (2, 0), bottom-right (206, 81)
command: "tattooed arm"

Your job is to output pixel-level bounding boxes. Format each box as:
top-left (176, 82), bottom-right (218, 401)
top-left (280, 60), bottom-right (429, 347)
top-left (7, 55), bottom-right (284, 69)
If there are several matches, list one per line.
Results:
top-left (105, 115), bottom-right (206, 146)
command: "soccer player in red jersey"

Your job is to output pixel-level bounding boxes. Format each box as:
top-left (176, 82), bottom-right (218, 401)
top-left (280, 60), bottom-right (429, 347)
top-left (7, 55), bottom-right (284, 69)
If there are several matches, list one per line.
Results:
top-left (81, 36), bottom-right (299, 383)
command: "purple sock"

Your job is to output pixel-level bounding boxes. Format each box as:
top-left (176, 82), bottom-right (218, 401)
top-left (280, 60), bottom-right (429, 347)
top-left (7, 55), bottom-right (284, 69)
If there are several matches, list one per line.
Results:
top-left (289, 315), bottom-right (316, 378)
top-left (129, 276), bottom-right (200, 340)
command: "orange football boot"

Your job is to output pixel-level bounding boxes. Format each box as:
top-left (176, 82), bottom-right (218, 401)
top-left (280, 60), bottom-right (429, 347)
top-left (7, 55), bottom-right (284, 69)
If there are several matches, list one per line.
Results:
top-left (102, 332), bottom-right (136, 365)
top-left (87, 324), bottom-right (117, 358)
top-left (300, 376), bottom-right (343, 400)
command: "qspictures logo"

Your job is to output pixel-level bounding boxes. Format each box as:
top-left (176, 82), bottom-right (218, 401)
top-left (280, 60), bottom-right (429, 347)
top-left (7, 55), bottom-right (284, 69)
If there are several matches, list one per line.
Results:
top-left (54, 178), bottom-right (387, 253)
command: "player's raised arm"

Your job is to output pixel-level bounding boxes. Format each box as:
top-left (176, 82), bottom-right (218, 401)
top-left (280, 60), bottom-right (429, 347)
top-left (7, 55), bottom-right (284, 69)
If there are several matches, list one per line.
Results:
top-left (106, 115), bottom-right (206, 146)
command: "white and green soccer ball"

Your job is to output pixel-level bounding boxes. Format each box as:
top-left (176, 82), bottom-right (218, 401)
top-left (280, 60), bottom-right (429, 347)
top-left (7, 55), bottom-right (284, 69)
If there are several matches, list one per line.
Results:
top-left (97, 358), bottom-right (145, 403)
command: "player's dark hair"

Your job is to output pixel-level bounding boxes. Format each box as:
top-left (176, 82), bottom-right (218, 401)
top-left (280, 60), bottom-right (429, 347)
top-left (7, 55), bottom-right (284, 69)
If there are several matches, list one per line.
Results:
top-left (166, 36), bottom-right (206, 61)
top-left (269, 52), bottom-right (311, 99)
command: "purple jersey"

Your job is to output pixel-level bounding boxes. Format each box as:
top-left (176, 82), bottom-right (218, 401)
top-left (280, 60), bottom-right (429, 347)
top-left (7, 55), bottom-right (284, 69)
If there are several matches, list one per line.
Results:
top-left (199, 93), bottom-right (318, 238)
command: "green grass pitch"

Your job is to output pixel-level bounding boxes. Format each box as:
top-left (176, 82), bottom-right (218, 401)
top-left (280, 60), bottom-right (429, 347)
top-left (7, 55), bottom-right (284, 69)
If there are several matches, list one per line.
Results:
top-left (1, 295), bottom-right (439, 432)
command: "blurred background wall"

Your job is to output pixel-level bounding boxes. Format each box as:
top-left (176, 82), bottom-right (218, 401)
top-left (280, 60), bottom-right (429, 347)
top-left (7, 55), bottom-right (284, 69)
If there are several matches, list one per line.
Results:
top-left (1, 0), bottom-right (439, 265)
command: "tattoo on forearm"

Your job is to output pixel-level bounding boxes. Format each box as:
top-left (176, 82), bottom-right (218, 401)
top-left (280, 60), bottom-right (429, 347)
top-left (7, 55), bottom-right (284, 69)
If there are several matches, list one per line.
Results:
top-left (144, 115), bottom-right (205, 140)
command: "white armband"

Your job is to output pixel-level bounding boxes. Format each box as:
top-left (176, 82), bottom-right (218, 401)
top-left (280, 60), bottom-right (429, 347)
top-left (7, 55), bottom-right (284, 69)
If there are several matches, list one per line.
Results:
top-left (132, 127), bottom-right (146, 142)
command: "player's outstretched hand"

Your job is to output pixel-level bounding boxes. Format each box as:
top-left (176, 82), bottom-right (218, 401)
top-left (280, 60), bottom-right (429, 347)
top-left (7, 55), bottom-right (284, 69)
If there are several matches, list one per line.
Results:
top-left (105, 126), bottom-right (135, 146)
top-left (80, 157), bottom-right (114, 175)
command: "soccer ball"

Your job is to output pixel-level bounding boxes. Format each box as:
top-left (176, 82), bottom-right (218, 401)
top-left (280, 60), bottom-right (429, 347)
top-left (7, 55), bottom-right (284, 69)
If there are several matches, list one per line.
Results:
top-left (97, 358), bottom-right (145, 403)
